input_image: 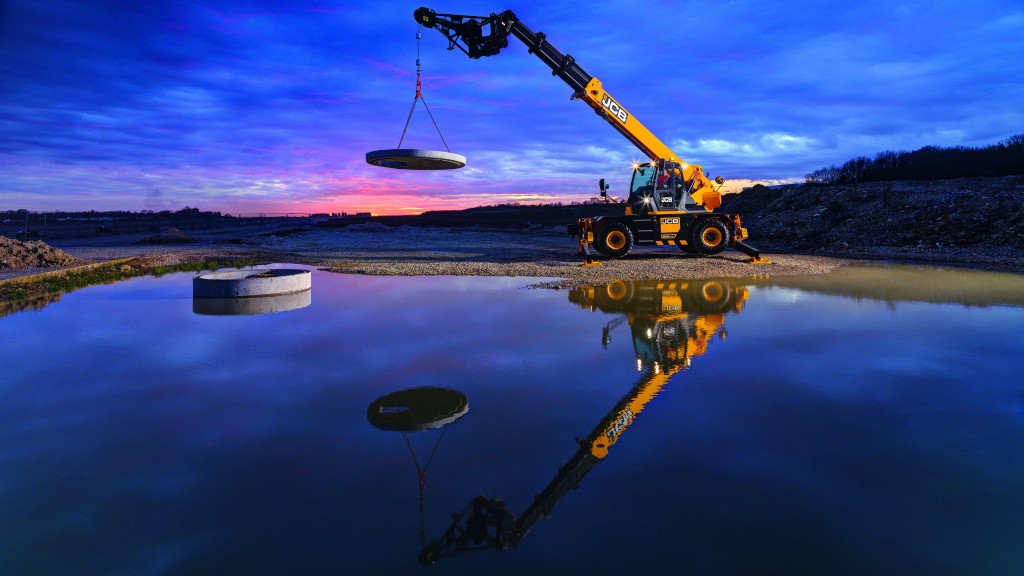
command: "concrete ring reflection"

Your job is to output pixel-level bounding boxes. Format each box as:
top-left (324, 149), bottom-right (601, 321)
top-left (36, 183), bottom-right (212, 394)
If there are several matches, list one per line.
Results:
top-left (368, 387), bottom-right (469, 432)
top-left (192, 289), bottom-right (312, 315)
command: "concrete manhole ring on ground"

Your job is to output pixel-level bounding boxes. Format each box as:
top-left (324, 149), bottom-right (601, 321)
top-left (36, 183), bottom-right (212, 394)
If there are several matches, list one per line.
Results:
top-left (193, 268), bottom-right (311, 298)
top-left (365, 149), bottom-right (466, 170)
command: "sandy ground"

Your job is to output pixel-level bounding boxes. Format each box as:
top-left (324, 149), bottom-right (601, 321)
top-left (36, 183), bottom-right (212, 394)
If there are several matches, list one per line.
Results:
top-left (1, 225), bottom-right (854, 288)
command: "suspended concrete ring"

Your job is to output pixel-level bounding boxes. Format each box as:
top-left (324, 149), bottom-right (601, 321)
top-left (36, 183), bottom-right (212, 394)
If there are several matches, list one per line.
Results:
top-left (368, 387), bottom-right (469, 432)
top-left (193, 268), bottom-right (311, 298)
top-left (366, 149), bottom-right (466, 170)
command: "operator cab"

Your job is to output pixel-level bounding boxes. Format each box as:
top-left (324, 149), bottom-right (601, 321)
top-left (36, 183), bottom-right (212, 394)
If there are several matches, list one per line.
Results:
top-left (628, 161), bottom-right (698, 213)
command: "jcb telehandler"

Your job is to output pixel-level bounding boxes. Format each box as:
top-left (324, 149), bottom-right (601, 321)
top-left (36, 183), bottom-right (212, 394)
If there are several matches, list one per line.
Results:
top-left (416, 7), bottom-right (767, 262)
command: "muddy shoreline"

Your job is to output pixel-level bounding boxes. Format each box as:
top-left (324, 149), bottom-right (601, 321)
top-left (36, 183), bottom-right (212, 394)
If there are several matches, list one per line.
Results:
top-left (4, 226), bottom-right (1021, 293)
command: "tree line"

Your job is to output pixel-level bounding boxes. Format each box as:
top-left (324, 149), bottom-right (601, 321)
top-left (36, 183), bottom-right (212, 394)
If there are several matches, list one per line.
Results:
top-left (805, 134), bottom-right (1024, 185)
top-left (2, 207), bottom-right (220, 218)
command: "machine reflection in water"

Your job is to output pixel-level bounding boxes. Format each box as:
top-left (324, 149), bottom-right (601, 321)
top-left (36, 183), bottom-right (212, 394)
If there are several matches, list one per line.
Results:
top-left (575, 278), bottom-right (748, 382)
top-left (417, 278), bottom-right (748, 565)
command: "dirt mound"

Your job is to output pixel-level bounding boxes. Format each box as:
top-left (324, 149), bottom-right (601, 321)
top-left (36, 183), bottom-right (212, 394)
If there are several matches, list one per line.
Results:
top-left (139, 227), bottom-right (196, 244)
top-left (721, 175), bottom-right (1024, 255)
top-left (0, 237), bottom-right (85, 271)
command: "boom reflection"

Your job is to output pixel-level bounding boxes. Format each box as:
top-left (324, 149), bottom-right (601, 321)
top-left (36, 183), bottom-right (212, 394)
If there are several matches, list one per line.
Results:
top-left (417, 278), bottom-right (748, 565)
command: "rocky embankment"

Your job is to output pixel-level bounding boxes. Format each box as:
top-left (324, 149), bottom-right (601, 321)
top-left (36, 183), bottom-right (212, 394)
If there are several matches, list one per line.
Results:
top-left (721, 175), bottom-right (1024, 268)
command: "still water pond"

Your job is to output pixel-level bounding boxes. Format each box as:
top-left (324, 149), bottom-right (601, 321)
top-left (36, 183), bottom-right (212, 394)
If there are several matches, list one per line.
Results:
top-left (2, 264), bottom-right (1024, 575)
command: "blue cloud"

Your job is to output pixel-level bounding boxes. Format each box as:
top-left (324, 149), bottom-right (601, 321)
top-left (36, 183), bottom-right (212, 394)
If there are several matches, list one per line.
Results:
top-left (1, 0), bottom-right (1021, 211)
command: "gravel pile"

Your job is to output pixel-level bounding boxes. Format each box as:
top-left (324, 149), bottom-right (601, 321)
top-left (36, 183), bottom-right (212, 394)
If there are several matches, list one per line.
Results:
top-left (139, 227), bottom-right (197, 244)
top-left (0, 237), bottom-right (85, 271)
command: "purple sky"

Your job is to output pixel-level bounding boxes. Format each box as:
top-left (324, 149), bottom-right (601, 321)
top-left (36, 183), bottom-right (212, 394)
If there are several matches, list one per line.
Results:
top-left (2, 0), bottom-right (1022, 214)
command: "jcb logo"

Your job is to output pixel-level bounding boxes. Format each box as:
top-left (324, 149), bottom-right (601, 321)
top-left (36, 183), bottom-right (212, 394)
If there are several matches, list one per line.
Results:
top-left (601, 95), bottom-right (629, 123)
top-left (662, 218), bottom-right (680, 225)
top-left (606, 408), bottom-right (634, 441)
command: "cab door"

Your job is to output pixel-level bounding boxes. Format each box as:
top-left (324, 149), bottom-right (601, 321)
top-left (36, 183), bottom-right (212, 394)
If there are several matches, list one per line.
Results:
top-left (653, 165), bottom-right (679, 211)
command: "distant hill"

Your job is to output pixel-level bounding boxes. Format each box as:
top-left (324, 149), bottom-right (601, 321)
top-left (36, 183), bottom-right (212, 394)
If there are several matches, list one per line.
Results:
top-left (805, 134), bottom-right (1024, 184)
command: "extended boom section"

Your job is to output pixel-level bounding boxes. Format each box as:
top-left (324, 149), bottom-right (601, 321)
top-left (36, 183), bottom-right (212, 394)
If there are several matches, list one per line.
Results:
top-left (415, 8), bottom-right (680, 167)
top-left (415, 7), bottom-right (768, 263)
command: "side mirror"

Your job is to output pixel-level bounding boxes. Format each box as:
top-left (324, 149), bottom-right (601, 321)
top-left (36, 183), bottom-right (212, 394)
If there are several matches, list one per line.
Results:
top-left (599, 178), bottom-right (609, 197)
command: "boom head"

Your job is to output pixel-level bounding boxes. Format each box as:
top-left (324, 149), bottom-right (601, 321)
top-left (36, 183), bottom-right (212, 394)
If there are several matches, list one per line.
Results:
top-left (414, 7), bottom-right (509, 58)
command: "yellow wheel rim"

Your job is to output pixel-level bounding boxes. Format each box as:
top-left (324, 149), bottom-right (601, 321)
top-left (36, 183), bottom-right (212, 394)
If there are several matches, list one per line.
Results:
top-left (701, 227), bottom-right (723, 247)
top-left (606, 230), bottom-right (627, 250)
top-left (606, 280), bottom-right (628, 301)
top-left (702, 281), bottom-right (724, 302)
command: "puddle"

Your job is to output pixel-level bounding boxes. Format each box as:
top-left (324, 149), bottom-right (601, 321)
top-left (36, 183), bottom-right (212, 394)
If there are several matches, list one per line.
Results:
top-left (1, 264), bottom-right (1022, 574)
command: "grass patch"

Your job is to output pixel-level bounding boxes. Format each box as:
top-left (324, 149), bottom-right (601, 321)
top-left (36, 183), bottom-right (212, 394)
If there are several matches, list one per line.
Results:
top-left (0, 258), bottom-right (261, 306)
top-left (151, 260), bottom-right (241, 277)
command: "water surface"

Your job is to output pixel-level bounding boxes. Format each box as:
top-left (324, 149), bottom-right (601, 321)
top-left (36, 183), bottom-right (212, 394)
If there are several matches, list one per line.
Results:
top-left (1, 264), bottom-right (1023, 575)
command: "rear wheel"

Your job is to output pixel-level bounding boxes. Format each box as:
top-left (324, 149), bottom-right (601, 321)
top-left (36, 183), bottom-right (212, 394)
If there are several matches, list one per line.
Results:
top-left (690, 219), bottom-right (730, 256)
top-left (595, 222), bottom-right (634, 258)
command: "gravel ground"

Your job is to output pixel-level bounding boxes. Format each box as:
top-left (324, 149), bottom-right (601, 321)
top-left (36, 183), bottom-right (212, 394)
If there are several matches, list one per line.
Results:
top-left (16, 224), bottom-right (849, 288)
top-left (7, 222), bottom-right (1022, 289)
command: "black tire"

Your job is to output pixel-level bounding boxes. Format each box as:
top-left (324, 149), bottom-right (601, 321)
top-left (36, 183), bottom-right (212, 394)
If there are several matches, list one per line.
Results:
top-left (595, 222), bottom-right (634, 258)
top-left (690, 219), bottom-right (730, 256)
top-left (676, 241), bottom-right (698, 254)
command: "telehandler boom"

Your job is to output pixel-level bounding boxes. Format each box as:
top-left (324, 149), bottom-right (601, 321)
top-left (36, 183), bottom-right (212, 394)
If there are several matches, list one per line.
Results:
top-left (415, 7), bottom-right (766, 261)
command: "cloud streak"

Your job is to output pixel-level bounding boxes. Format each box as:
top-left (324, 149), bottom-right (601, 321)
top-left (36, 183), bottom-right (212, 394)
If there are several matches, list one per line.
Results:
top-left (1, 0), bottom-right (1021, 213)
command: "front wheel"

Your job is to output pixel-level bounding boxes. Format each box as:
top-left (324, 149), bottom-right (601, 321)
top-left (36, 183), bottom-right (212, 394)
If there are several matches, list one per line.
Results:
top-left (676, 241), bottom-right (698, 254)
top-left (595, 222), bottom-right (634, 258)
top-left (690, 219), bottom-right (730, 256)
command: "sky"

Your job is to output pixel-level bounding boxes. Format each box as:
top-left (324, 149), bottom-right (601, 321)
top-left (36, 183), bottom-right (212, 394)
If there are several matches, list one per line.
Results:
top-left (1, 0), bottom-right (1022, 215)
